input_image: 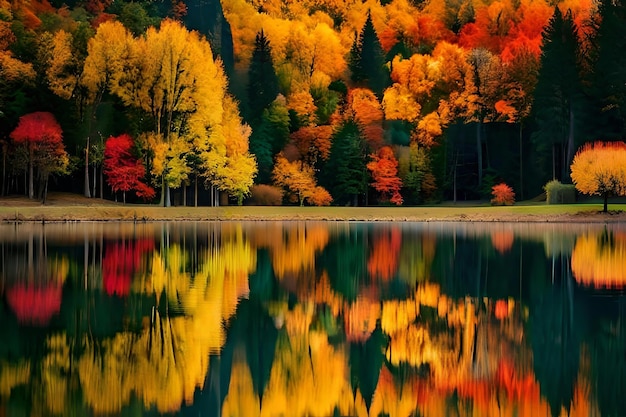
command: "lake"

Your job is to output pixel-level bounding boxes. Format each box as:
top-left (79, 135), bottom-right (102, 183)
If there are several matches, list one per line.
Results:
top-left (1, 220), bottom-right (625, 417)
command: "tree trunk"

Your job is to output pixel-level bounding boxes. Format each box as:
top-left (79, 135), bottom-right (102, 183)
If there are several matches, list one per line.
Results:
top-left (476, 121), bottom-right (483, 187)
top-left (194, 176), bottom-right (198, 207)
top-left (93, 162), bottom-right (97, 199)
top-left (28, 146), bottom-right (34, 199)
top-left (99, 164), bottom-right (103, 199)
top-left (1, 145), bottom-right (5, 197)
top-left (84, 137), bottom-right (91, 198)
top-left (565, 104), bottom-right (576, 181)
top-left (519, 122), bottom-right (524, 200)
top-left (183, 184), bottom-right (187, 207)
top-left (603, 192), bottom-right (608, 213)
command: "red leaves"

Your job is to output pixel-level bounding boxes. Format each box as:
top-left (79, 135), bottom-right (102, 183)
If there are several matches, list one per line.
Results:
top-left (10, 112), bottom-right (63, 147)
top-left (491, 183), bottom-right (515, 206)
top-left (102, 239), bottom-right (154, 297)
top-left (103, 134), bottom-right (155, 201)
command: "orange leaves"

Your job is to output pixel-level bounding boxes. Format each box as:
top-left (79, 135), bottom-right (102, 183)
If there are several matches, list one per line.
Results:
top-left (346, 88), bottom-right (384, 149)
top-left (495, 99), bottom-right (517, 123)
top-left (367, 226), bottom-right (402, 280)
top-left (272, 152), bottom-right (331, 206)
top-left (290, 125), bottom-right (333, 163)
top-left (367, 146), bottom-right (403, 205)
top-left (491, 183), bottom-right (515, 205)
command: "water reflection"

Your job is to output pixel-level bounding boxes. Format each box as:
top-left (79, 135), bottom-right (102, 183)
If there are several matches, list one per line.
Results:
top-left (1, 221), bottom-right (625, 416)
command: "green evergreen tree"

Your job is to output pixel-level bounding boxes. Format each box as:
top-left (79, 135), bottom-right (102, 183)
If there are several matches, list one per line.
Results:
top-left (249, 99), bottom-right (289, 184)
top-left (348, 13), bottom-right (390, 97)
top-left (531, 7), bottom-right (587, 183)
top-left (183, 0), bottom-right (235, 77)
top-left (588, 0), bottom-right (626, 141)
top-left (322, 119), bottom-right (369, 206)
top-left (247, 30), bottom-right (279, 123)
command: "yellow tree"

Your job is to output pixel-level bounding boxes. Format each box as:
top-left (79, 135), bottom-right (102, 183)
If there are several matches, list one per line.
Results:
top-left (109, 19), bottom-right (227, 206)
top-left (272, 152), bottom-right (331, 206)
top-left (209, 95), bottom-right (258, 205)
top-left (570, 141), bottom-right (626, 213)
top-left (81, 20), bottom-right (134, 198)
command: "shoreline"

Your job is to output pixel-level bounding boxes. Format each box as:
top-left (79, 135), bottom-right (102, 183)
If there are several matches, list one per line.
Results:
top-left (2, 204), bottom-right (626, 224)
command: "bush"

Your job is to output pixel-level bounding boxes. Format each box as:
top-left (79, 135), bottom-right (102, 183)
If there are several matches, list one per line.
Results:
top-left (491, 183), bottom-right (515, 206)
top-left (246, 184), bottom-right (284, 206)
top-left (544, 179), bottom-right (576, 204)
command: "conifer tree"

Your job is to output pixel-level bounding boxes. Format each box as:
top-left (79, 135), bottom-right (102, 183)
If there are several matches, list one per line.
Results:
top-left (589, 0), bottom-right (626, 141)
top-left (247, 30), bottom-right (279, 123)
top-left (321, 119), bottom-right (369, 206)
top-left (348, 13), bottom-right (390, 98)
top-left (531, 7), bottom-right (586, 182)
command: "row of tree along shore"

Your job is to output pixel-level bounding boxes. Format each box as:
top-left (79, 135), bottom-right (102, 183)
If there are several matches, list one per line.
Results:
top-left (1, 0), bottom-right (626, 208)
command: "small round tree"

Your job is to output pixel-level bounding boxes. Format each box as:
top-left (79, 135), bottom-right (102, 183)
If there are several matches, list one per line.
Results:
top-left (570, 141), bottom-right (626, 213)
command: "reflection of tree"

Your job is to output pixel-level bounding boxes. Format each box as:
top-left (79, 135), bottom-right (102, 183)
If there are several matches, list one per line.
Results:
top-left (588, 306), bottom-right (626, 417)
top-left (572, 231), bottom-right (626, 289)
top-left (102, 238), bottom-right (153, 297)
top-left (322, 226), bottom-right (367, 302)
top-left (367, 225), bottom-right (401, 281)
top-left (529, 266), bottom-right (583, 417)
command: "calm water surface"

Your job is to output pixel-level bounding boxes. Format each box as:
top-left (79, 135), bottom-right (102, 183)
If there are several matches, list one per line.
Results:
top-left (1, 221), bottom-right (626, 417)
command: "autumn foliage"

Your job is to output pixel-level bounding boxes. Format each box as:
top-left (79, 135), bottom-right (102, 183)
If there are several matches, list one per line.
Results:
top-left (103, 134), bottom-right (155, 203)
top-left (367, 146), bottom-right (403, 205)
top-left (570, 141), bottom-right (626, 212)
top-left (491, 183), bottom-right (515, 206)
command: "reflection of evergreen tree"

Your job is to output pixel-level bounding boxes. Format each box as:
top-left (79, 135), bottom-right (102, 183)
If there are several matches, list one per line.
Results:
top-left (349, 325), bottom-right (387, 412)
top-left (588, 301), bottom-right (626, 417)
top-left (321, 226), bottom-right (367, 302)
top-left (528, 265), bottom-right (583, 417)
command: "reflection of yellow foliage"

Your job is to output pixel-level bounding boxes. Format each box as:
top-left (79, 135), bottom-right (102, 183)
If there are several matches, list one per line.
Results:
top-left (270, 223), bottom-right (329, 280)
top-left (381, 299), bottom-right (419, 336)
top-left (222, 350), bottom-right (261, 417)
top-left (370, 366), bottom-right (422, 417)
top-left (261, 330), bottom-right (349, 417)
top-left (42, 334), bottom-right (70, 414)
top-left (0, 361), bottom-right (30, 397)
top-left (572, 232), bottom-right (626, 288)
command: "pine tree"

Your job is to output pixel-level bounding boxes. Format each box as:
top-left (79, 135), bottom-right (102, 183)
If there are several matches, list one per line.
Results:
top-left (247, 30), bottom-right (279, 123)
top-left (348, 13), bottom-right (390, 98)
top-left (183, 0), bottom-right (235, 77)
top-left (321, 120), bottom-right (369, 206)
top-left (589, 0), bottom-right (626, 141)
top-left (531, 7), bottom-right (586, 182)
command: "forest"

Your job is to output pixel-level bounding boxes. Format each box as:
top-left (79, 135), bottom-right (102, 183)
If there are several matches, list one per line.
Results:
top-left (0, 0), bottom-right (623, 206)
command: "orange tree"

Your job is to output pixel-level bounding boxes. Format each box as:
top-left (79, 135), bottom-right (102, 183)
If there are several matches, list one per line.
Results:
top-left (570, 141), bottom-right (626, 212)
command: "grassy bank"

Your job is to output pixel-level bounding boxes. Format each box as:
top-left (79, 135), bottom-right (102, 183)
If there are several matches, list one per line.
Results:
top-left (1, 193), bottom-right (626, 222)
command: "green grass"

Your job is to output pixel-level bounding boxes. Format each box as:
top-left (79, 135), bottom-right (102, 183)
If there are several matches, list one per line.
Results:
top-left (1, 199), bottom-right (626, 222)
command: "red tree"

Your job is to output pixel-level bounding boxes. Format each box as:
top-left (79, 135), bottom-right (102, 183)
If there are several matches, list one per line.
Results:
top-left (367, 146), bottom-right (403, 205)
top-left (103, 134), bottom-right (155, 203)
top-left (10, 112), bottom-right (68, 201)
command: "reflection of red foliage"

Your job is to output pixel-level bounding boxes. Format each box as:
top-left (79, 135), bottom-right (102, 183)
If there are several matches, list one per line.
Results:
top-left (495, 358), bottom-right (539, 401)
top-left (494, 299), bottom-right (509, 320)
top-left (102, 239), bottom-right (154, 296)
top-left (491, 231), bottom-right (514, 254)
top-left (368, 227), bottom-right (402, 281)
top-left (6, 284), bottom-right (62, 326)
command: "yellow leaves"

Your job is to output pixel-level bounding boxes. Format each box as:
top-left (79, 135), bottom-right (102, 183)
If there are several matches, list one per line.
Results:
top-left (382, 84), bottom-right (421, 122)
top-left (0, 361), bottom-right (30, 397)
top-left (0, 50), bottom-right (36, 83)
top-left (288, 89), bottom-right (317, 124)
top-left (82, 20), bottom-right (133, 103)
top-left (46, 30), bottom-right (77, 100)
top-left (222, 351), bottom-right (261, 417)
top-left (571, 141), bottom-right (626, 198)
top-left (272, 152), bottom-right (330, 206)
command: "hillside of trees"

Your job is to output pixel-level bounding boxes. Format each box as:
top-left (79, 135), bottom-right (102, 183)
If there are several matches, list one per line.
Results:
top-left (0, 0), bottom-right (624, 206)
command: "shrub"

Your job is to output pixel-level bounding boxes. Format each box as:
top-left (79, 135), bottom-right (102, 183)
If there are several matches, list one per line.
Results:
top-left (544, 179), bottom-right (576, 204)
top-left (491, 183), bottom-right (515, 206)
top-left (246, 184), bottom-right (284, 206)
